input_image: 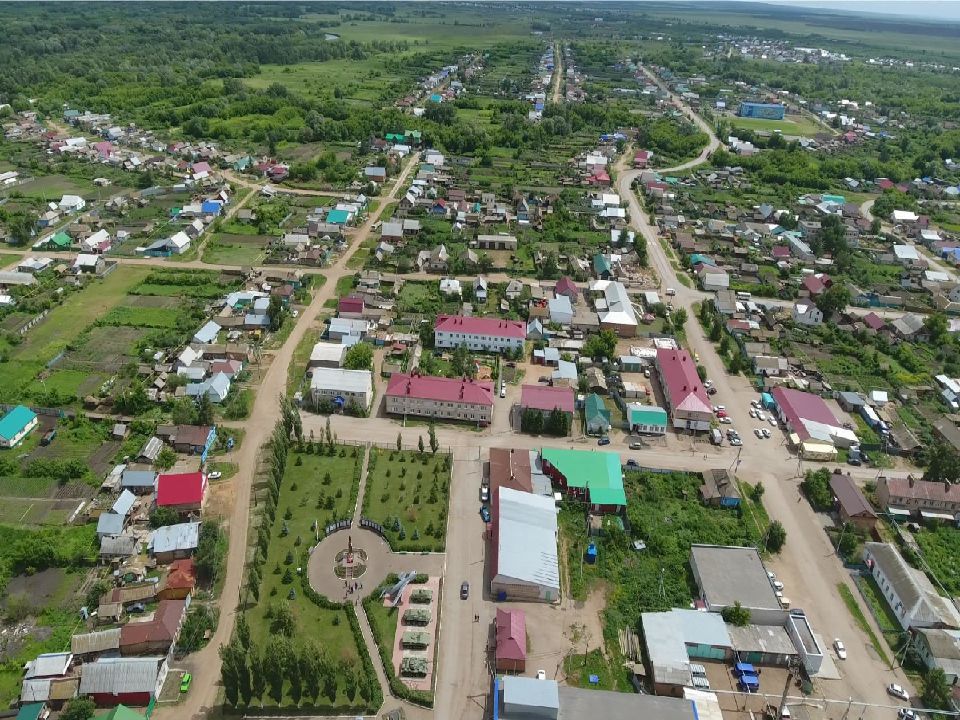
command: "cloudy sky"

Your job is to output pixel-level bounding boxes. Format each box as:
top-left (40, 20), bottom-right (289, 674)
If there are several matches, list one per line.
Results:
top-left (735, 0), bottom-right (960, 22)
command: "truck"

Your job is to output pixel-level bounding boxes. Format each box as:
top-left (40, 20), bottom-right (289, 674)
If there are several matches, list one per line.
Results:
top-left (710, 428), bottom-right (723, 446)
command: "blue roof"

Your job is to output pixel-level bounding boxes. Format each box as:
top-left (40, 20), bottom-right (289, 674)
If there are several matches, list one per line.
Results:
top-left (689, 253), bottom-right (716, 267)
top-left (192, 320), bottom-right (220, 345)
top-left (201, 200), bottom-right (222, 214)
top-left (97, 513), bottom-right (125, 536)
top-left (0, 405), bottom-right (36, 442)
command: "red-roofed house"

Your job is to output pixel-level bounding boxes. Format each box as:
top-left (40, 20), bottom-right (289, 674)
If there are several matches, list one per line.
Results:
top-left (119, 600), bottom-right (187, 656)
top-left (158, 559), bottom-right (196, 601)
top-left (434, 315), bottom-right (525, 353)
top-left (338, 295), bottom-right (365, 319)
top-left (801, 274), bottom-right (830, 297)
top-left (385, 373), bottom-right (494, 424)
top-left (863, 312), bottom-right (886, 332)
top-left (519, 385), bottom-right (574, 432)
top-left (770, 387), bottom-right (857, 456)
top-left (655, 348), bottom-right (712, 431)
top-left (587, 169), bottom-right (610, 187)
top-left (877, 178), bottom-right (895, 191)
top-left (495, 608), bottom-right (527, 672)
top-left (772, 245), bottom-right (791, 261)
top-left (554, 276), bottom-right (580, 299)
top-left (155, 472), bottom-right (207, 515)
top-left (877, 474), bottom-right (960, 520)
top-left (634, 149), bottom-right (652, 169)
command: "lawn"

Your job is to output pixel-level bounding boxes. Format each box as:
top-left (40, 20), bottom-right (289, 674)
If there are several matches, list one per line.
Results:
top-left (244, 445), bottom-right (372, 711)
top-left (202, 233), bottom-right (270, 266)
top-left (837, 582), bottom-right (893, 668)
top-left (560, 469), bottom-right (770, 650)
top-left (728, 115), bottom-right (824, 136)
top-left (563, 648), bottom-right (631, 692)
top-left (287, 327), bottom-right (320, 395)
top-left (0, 253), bottom-right (20, 269)
top-left (362, 448), bottom-right (450, 552)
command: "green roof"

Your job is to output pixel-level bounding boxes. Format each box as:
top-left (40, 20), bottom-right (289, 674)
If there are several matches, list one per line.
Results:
top-left (326, 208), bottom-right (351, 225)
top-left (17, 703), bottom-right (44, 720)
top-left (48, 231), bottom-right (71, 247)
top-left (541, 447), bottom-right (626, 506)
top-left (97, 705), bottom-right (147, 720)
top-left (593, 253), bottom-right (611, 274)
top-left (628, 405), bottom-right (668, 426)
top-left (585, 394), bottom-right (611, 423)
top-left (0, 405), bottom-right (37, 443)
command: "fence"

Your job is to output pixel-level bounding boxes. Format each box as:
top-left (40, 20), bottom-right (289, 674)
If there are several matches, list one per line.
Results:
top-left (360, 517), bottom-right (385, 536)
top-left (0, 403), bottom-right (66, 419)
top-left (14, 309), bottom-right (48, 337)
top-left (324, 518), bottom-right (352, 536)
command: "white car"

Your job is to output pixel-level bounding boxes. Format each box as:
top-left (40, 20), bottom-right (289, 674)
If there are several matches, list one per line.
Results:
top-left (887, 683), bottom-right (909, 701)
top-left (756, 411), bottom-right (766, 421)
top-left (720, 417), bottom-right (733, 424)
top-left (750, 400), bottom-right (760, 409)
top-left (761, 428), bottom-right (771, 439)
top-left (768, 416), bottom-right (778, 426)
top-left (767, 570), bottom-right (777, 581)
top-left (208, 471), bottom-right (222, 480)
top-left (772, 580), bottom-right (784, 591)
top-left (713, 405), bottom-right (725, 413)
top-left (730, 437), bottom-right (743, 446)
top-left (749, 409), bottom-right (758, 419)
top-left (833, 639), bottom-right (847, 660)
top-left (536, 669), bottom-right (547, 680)
top-left (754, 428), bottom-right (763, 439)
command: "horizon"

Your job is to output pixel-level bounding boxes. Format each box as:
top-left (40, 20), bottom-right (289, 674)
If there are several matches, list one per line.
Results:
top-left (712, 0), bottom-right (960, 22)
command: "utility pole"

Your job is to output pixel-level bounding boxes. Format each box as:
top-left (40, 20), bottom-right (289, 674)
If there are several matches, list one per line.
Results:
top-left (776, 658), bottom-right (798, 719)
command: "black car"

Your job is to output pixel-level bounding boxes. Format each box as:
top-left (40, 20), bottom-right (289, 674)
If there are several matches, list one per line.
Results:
top-left (460, 581), bottom-right (469, 599)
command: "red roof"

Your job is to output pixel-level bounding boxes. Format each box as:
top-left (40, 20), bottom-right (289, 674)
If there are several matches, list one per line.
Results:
top-left (119, 599), bottom-right (185, 647)
top-left (655, 348), bottom-right (711, 414)
top-left (191, 161), bottom-right (211, 175)
top-left (882, 475), bottom-right (960, 504)
top-left (801, 275), bottom-right (825, 295)
top-left (635, 149), bottom-right (652, 160)
top-left (495, 608), bottom-right (526, 662)
top-left (338, 295), bottom-right (365, 314)
top-left (863, 312), bottom-right (886, 331)
top-left (164, 559), bottom-right (196, 591)
top-left (772, 245), bottom-right (791, 258)
top-left (385, 373), bottom-right (493, 407)
top-left (554, 276), bottom-right (580, 298)
top-left (434, 314), bottom-right (525, 340)
top-left (770, 387), bottom-right (841, 440)
top-left (877, 178), bottom-right (894, 190)
top-left (520, 385), bottom-right (575, 414)
top-left (156, 472), bottom-right (206, 507)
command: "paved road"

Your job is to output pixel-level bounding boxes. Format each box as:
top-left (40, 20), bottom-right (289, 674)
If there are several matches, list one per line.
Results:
top-left (155, 151), bottom-right (421, 720)
top-left (609, 87), bottom-right (911, 717)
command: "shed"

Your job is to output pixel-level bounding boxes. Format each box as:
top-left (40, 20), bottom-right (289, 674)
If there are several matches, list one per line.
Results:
top-left (495, 608), bottom-right (527, 673)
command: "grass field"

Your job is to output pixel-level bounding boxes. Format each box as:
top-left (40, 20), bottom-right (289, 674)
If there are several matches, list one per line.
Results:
top-left (362, 449), bottom-right (449, 552)
top-left (0, 267), bottom-right (150, 402)
top-left (729, 114), bottom-right (825, 136)
top-left (244, 445), bottom-right (372, 710)
top-left (203, 233), bottom-right (270, 266)
top-left (0, 174), bottom-right (94, 200)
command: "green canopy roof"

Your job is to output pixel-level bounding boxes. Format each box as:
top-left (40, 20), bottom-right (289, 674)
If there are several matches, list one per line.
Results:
top-left (541, 447), bottom-right (626, 507)
top-left (48, 230), bottom-right (71, 247)
top-left (585, 394), bottom-right (610, 424)
top-left (97, 704), bottom-right (147, 720)
top-left (16, 703), bottom-right (44, 720)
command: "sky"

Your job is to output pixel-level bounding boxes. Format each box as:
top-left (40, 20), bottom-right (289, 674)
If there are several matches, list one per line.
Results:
top-left (734, 0), bottom-right (960, 22)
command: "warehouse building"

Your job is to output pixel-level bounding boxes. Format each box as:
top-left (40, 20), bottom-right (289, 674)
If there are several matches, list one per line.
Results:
top-left (490, 487), bottom-right (560, 602)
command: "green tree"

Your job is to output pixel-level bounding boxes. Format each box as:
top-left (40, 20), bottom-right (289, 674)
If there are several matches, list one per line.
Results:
top-left (195, 392), bottom-right (215, 426)
top-left (721, 600), bottom-right (751, 626)
top-left (250, 648), bottom-right (267, 702)
top-left (418, 435), bottom-right (425, 454)
top-left (672, 307), bottom-right (688, 332)
top-left (267, 600), bottom-right (296, 637)
top-left (236, 612), bottom-right (251, 649)
top-left (6, 212), bottom-right (35, 246)
top-left (60, 697), bottom-right (96, 720)
top-left (149, 506), bottom-right (179, 529)
top-left (396, 432), bottom-right (402, 451)
top-left (428, 421), bottom-right (438, 454)
top-left (344, 342), bottom-right (373, 370)
top-left (451, 343), bottom-right (473, 377)
top-left (521, 408), bottom-right (544, 434)
top-left (155, 445), bottom-right (177, 471)
top-left (801, 469), bottom-right (834, 510)
top-left (195, 521), bottom-right (227, 585)
top-left (924, 312), bottom-right (949, 344)
top-left (171, 396), bottom-right (198, 425)
top-left (583, 329), bottom-right (618, 360)
top-left (766, 520), bottom-right (787, 553)
top-left (815, 283), bottom-right (852, 319)
top-left (923, 667), bottom-right (952, 710)
top-left (267, 294), bottom-right (288, 332)
top-left (923, 441), bottom-right (960, 483)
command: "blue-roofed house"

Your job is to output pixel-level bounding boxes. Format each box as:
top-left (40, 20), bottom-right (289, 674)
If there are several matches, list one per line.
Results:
top-left (121, 470), bottom-right (157, 494)
top-left (244, 313), bottom-right (271, 330)
top-left (186, 372), bottom-right (230, 403)
top-left (688, 253), bottom-right (716, 267)
top-left (200, 200), bottom-right (222, 215)
top-left (593, 253), bottom-right (612, 280)
top-left (326, 208), bottom-right (351, 225)
top-left (97, 513), bottom-right (125, 538)
top-left (0, 405), bottom-right (38, 448)
top-left (192, 320), bottom-right (220, 345)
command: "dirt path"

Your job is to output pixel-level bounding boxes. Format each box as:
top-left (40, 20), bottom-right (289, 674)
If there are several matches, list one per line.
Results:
top-left (155, 151), bottom-right (420, 720)
top-left (551, 42), bottom-right (564, 104)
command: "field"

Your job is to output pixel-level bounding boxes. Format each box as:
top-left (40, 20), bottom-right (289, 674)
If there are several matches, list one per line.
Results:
top-left (244, 445), bottom-right (372, 711)
top-left (728, 114), bottom-right (825, 137)
top-left (0, 174), bottom-right (94, 200)
top-left (362, 448), bottom-right (450, 552)
top-left (915, 526), bottom-right (960, 596)
top-left (203, 233), bottom-right (271, 266)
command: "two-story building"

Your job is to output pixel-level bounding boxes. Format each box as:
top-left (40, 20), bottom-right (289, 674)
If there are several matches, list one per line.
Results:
top-left (385, 372), bottom-right (494, 424)
top-left (433, 315), bottom-right (525, 353)
top-left (655, 348), bottom-right (712, 431)
top-left (876, 475), bottom-right (960, 523)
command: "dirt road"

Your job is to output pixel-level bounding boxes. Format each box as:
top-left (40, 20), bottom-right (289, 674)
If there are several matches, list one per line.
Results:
top-left (551, 42), bottom-right (564, 104)
top-left (155, 152), bottom-right (420, 720)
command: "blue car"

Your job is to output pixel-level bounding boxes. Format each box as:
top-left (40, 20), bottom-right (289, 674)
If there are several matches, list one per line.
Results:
top-left (598, 436), bottom-right (611, 446)
top-left (480, 505), bottom-right (491, 523)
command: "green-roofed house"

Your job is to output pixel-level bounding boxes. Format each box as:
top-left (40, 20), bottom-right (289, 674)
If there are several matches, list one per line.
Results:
top-left (627, 403), bottom-right (668, 436)
top-left (540, 447), bottom-right (626, 512)
top-left (593, 253), bottom-right (612, 280)
top-left (16, 703), bottom-right (45, 720)
top-left (96, 705), bottom-right (147, 720)
top-left (326, 208), bottom-right (351, 225)
top-left (40, 230), bottom-right (72, 250)
top-left (0, 405), bottom-right (38, 448)
top-left (584, 394), bottom-right (611, 435)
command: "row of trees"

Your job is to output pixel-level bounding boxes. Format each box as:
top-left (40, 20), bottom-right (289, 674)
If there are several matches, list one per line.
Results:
top-left (520, 407), bottom-right (571, 436)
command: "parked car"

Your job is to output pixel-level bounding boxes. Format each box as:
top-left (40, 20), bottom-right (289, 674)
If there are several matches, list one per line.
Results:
top-left (625, 460), bottom-right (640, 470)
top-left (749, 409), bottom-right (758, 418)
top-left (768, 417), bottom-right (778, 427)
top-left (40, 429), bottom-right (56, 446)
top-left (208, 471), bottom-right (222, 480)
top-left (833, 639), bottom-right (846, 660)
top-left (730, 437), bottom-right (743, 446)
top-left (126, 602), bottom-right (145, 614)
top-left (480, 486), bottom-right (489, 503)
top-left (716, 410), bottom-right (728, 419)
top-left (757, 411), bottom-right (766, 421)
top-left (773, 580), bottom-right (784, 591)
top-left (536, 669), bottom-right (547, 680)
top-left (460, 581), bottom-right (469, 600)
top-left (761, 428), bottom-right (771, 439)
top-left (754, 428), bottom-right (763, 439)
top-left (720, 417), bottom-right (732, 424)
top-left (180, 673), bottom-right (192, 693)
top-left (598, 436), bottom-right (611, 446)
top-left (629, 442), bottom-right (642, 450)
top-left (767, 570), bottom-right (777, 581)
top-left (480, 506), bottom-right (491, 523)
top-left (706, 386), bottom-right (717, 395)
top-left (887, 684), bottom-right (909, 701)
top-left (898, 709), bottom-right (918, 720)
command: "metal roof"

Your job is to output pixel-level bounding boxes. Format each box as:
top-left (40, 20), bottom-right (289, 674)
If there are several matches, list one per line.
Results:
top-left (121, 470), bottom-right (156, 489)
top-left (0, 405), bottom-right (36, 441)
top-left (112, 490), bottom-right (136, 517)
top-left (310, 367), bottom-right (373, 395)
top-left (71, 628), bottom-right (121, 655)
top-left (494, 487), bottom-right (559, 591)
top-left (501, 675), bottom-right (559, 714)
top-left (690, 544), bottom-right (781, 611)
top-left (558, 685), bottom-right (698, 720)
top-left (79, 657), bottom-right (164, 695)
top-left (150, 522), bottom-right (200, 554)
top-left (97, 514), bottom-right (125, 536)
top-left (25, 652), bottom-right (72, 679)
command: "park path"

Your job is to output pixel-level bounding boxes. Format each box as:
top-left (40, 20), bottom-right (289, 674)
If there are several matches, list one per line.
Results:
top-left (155, 150), bottom-right (420, 720)
top-left (352, 444), bottom-right (372, 524)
